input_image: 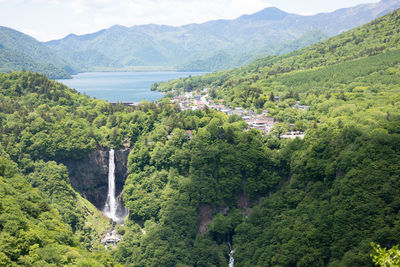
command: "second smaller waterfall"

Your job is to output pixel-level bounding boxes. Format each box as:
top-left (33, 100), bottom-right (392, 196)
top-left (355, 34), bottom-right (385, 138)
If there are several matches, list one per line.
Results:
top-left (229, 250), bottom-right (235, 267)
top-left (227, 241), bottom-right (234, 267)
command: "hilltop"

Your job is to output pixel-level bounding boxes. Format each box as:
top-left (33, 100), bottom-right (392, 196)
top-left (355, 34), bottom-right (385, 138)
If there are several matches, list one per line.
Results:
top-left (45, 0), bottom-right (400, 72)
top-left (0, 26), bottom-right (75, 79)
top-left (153, 7), bottom-right (400, 108)
top-left (0, 4), bottom-right (399, 267)
top-left (146, 9), bottom-right (400, 266)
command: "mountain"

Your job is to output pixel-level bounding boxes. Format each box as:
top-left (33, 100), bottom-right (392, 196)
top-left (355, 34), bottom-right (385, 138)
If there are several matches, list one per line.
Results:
top-left (0, 26), bottom-right (75, 78)
top-left (154, 6), bottom-right (400, 100)
top-left (148, 9), bottom-right (400, 266)
top-left (179, 30), bottom-right (328, 72)
top-left (1, 7), bottom-right (400, 266)
top-left (46, 0), bottom-right (400, 72)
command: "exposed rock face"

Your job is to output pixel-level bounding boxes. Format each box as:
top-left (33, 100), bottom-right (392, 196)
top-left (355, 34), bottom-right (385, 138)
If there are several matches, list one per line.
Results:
top-left (198, 206), bottom-right (213, 235)
top-left (114, 149), bottom-right (130, 202)
top-left (237, 193), bottom-right (251, 218)
top-left (101, 229), bottom-right (122, 249)
top-left (198, 194), bottom-right (251, 234)
top-left (61, 147), bottom-right (130, 209)
top-left (197, 205), bottom-right (230, 235)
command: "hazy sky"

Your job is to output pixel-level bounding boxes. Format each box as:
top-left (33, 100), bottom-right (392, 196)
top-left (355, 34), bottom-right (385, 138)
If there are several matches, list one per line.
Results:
top-left (0, 0), bottom-right (380, 41)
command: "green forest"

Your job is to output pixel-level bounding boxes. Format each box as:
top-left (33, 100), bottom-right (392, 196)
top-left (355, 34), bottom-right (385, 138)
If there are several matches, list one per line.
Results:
top-left (0, 48), bottom-right (71, 79)
top-left (0, 26), bottom-right (73, 79)
top-left (0, 8), bottom-right (400, 267)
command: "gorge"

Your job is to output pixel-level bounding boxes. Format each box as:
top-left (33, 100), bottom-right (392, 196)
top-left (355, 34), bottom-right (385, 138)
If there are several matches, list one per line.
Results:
top-left (0, 3), bottom-right (400, 265)
top-left (61, 147), bottom-right (130, 219)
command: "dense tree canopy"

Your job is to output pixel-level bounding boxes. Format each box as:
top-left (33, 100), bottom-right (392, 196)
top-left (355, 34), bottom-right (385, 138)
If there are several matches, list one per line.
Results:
top-left (0, 7), bottom-right (400, 267)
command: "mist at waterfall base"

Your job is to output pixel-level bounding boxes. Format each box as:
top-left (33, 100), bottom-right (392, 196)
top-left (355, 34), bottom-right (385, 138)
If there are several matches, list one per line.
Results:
top-left (103, 149), bottom-right (128, 224)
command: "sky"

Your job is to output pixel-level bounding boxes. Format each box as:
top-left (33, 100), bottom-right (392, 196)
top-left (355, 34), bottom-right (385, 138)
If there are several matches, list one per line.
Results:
top-left (0, 0), bottom-right (380, 42)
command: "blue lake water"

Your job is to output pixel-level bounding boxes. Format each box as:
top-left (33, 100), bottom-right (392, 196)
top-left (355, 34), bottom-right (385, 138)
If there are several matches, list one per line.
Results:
top-left (57, 71), bottom-right (206, 102)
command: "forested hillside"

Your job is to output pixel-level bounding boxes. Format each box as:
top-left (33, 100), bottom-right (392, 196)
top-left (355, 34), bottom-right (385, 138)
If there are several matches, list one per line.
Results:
top-left (0, 6), bottom-right (400, 267)
top-left (45, 0), bottom-right (400, 72)
top-left (0, 26), bottom-right (74, 79)
top-left (179, 30), bottom-right (328, 72)
top-left (0, 73), bottom-right (121, 265)
top-left (143, 9), bottom-right (400, 266)
top-left (0, 72), bottom-right (161, 265)
top-left (153, 7), bottom-right (400, 103)
top-left (0, 152), bottom-right (117, 266)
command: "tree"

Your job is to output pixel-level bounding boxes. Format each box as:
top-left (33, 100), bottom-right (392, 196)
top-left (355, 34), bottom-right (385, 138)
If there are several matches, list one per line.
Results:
top-left (371, 243), bottom-right (400, 267)
top-left (269, 92), bottom-right (275, 102)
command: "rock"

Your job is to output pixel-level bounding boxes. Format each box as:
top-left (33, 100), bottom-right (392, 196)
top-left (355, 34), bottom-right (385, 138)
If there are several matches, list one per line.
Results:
top-left (101, 229), bottom-right (122, 248)
top-left (61, 147), bottom-right (130, 209)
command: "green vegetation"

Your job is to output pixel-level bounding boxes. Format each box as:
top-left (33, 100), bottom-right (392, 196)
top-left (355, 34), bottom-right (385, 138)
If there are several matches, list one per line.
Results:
top-left (0, 151), bottom-right (116, 266)
top-left (0, 48), bottom-right (72, 79)
top-left (0, 7), bottom-right (400, 267)
top-left (0, 71), bottom-right (169, 265)
top-left (0, 26), bottom-right (74, 79)
top-left (45, 1), bottom-right (397, 73)
top-left (371, 243), bottom-right (400, 266)
top-left (143, 9), bottom-right (400, 266)
top-left (153, 8), bottom-right (400, 99)
top-left (113, 110), bottom-right (282, 266)
top-left (0, 71), bottom-right (162, 161)
top-left (153, 9), bottom-right (400, 130)
top-left (178, 31), bottom-right (327, 72)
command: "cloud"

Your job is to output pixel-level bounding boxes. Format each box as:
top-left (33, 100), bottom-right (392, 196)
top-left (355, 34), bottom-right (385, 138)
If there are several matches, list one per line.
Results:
top-left (18, 0), bottom-right (271, 25)
top-left (0, 0), bottom-right (270, 40)
top-left (86, 0), bottom-right (271, 26)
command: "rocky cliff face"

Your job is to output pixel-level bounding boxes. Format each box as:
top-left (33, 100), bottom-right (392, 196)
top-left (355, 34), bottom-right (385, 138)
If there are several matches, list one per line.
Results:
top-left (114, 149), bottom-right (130, 202)
top-left (61, 148), bottom-right (130, 209)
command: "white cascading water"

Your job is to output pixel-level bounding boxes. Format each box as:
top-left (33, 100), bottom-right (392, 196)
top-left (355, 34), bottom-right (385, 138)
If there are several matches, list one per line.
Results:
top-left (227, 241), bottom-right (235, 267)
top-left (104, 149), bottom-right (118, 222)
top-left (229, 250), bottom-right (235, 267)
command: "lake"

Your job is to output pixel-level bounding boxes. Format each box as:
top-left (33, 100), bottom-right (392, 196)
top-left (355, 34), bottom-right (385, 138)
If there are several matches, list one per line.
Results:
top-left (57, 71), bottom-right (206, 102)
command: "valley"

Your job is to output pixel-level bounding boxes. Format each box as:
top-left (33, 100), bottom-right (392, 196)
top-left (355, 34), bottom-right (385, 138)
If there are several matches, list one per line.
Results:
top-left (0, 1), bottom-right (399, 266)
top-left (1, 0), bottom-right (400, 78)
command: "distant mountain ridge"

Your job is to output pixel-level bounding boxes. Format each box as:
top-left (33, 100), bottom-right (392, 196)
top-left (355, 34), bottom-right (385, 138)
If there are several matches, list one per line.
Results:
top-left (45, 0), bottom-right (400, 72)
top-left (237, 7), bottom-right (289, 21)
top-left (0, 0), bottom-right (399, 77)
top-left (0, 26), bottom-right (75, 79)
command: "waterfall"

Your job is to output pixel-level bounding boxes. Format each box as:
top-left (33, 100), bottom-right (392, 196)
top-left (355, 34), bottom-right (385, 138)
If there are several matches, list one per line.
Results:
top-left (101, 149), bottom-right (129, 248)
top-left (228, 241), bottom-right (234, 267)
top-left (104, 149), bottom-right (119, 223)
top-left (103, 149), bottom-right (128, 224)
top-left (229, 250), bottom-right (235, 267)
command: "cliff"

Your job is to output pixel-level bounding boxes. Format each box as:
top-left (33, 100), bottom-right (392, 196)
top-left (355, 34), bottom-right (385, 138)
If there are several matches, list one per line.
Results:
top-left (61, 147), bottom-right (130, 209)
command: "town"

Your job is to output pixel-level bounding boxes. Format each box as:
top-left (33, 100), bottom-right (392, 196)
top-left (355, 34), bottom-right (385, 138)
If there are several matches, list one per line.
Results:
top-left (170, 89), bottom-right (308, 139)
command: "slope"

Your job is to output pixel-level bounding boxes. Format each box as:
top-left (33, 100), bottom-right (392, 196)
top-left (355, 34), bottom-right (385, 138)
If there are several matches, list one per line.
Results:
top-left (1, 8), bottom-right (400, 266)
top-left (0, 71), bottom-right (139, 265)
top-left (0, 150), bottom-right (116, 265)
top-left (153, 7), bottom-right (400, 105)
top-left (0, 26), bottom-right (74, 79)
top-left (123, 8), bottom-right (400, 266)
top-left (45, 0), bottom-right (400, 72)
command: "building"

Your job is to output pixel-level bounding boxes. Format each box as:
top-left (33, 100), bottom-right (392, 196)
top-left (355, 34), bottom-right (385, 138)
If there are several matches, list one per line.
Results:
top-left (293, 101), bottom-right (309, 110)
top-left (233, 107), bottom-right (244, 116)
top-left (281, 131), bottom-right (305, 139)
top-left (246, 118), bottom-right (276, 134)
